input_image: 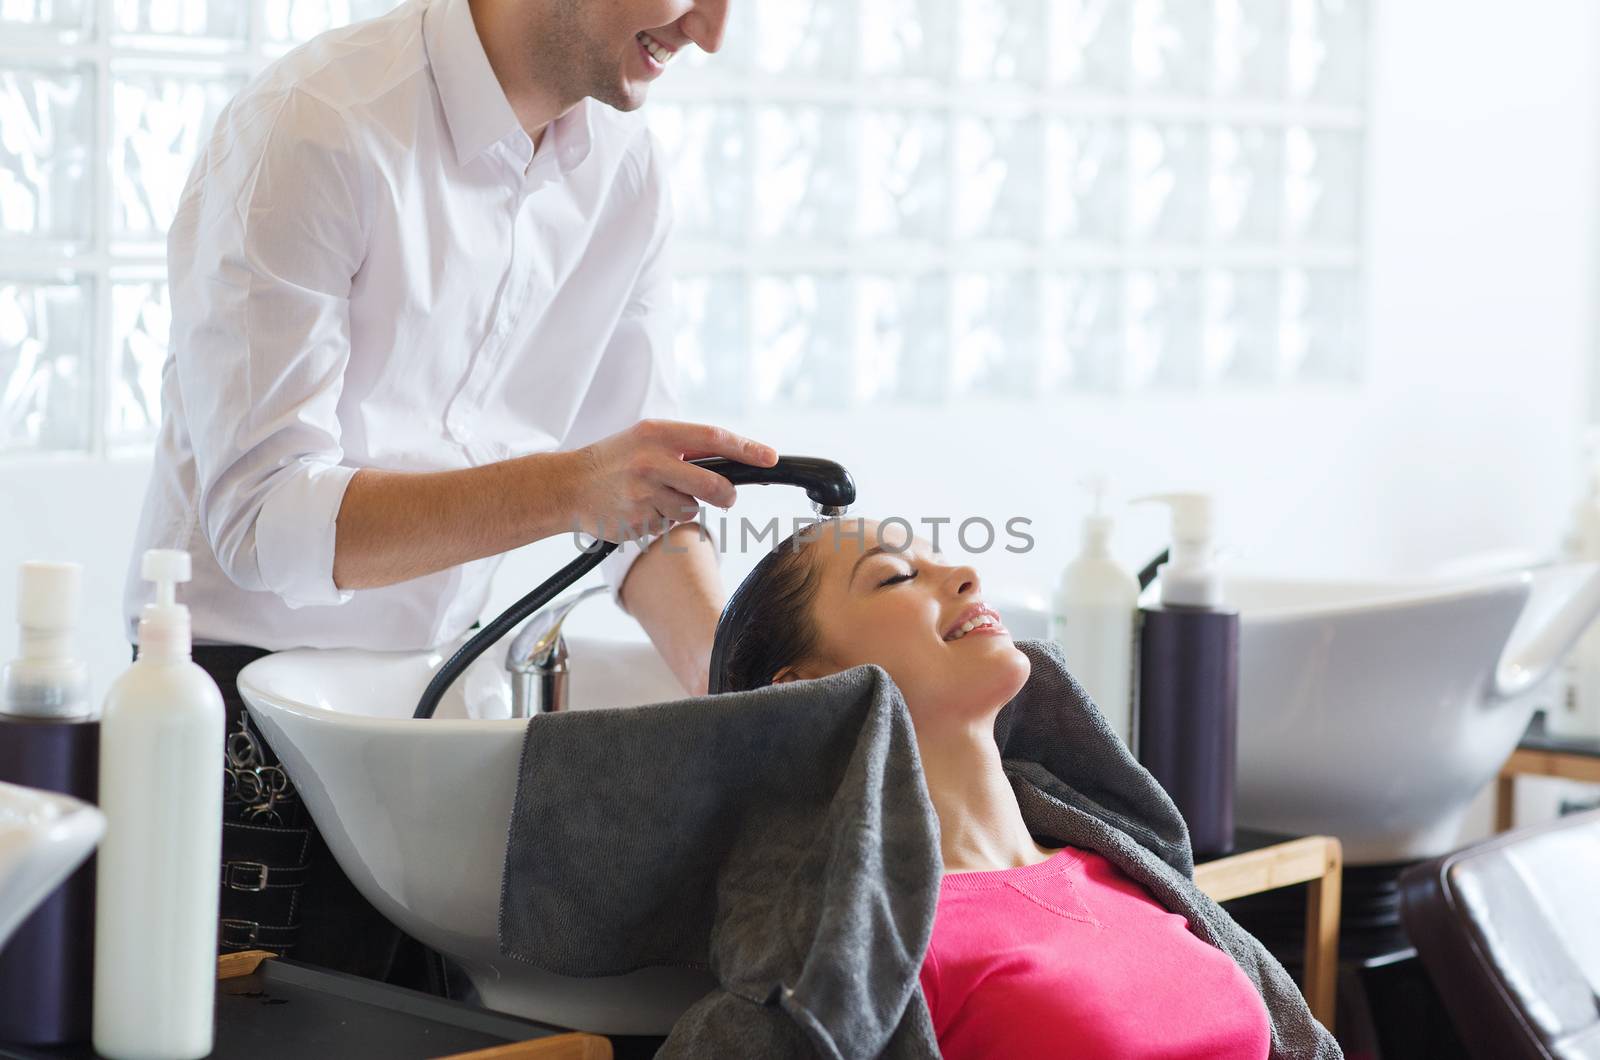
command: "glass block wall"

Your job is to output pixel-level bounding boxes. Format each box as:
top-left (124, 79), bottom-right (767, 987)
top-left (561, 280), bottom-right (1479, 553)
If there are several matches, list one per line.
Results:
top-left (0, 0), bottom-right (1369, 455)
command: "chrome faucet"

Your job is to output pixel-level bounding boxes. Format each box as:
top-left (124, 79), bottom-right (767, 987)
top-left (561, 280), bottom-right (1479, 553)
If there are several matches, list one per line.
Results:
top-left (505, 584), bottom-right (609, 717)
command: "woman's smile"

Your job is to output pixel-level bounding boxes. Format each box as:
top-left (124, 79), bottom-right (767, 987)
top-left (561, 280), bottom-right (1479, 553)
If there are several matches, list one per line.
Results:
top-left (943, 603), bottom-right (1008, 643)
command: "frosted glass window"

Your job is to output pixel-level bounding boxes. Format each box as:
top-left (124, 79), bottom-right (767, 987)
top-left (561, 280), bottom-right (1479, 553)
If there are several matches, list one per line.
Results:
top-left (0, 0), bottom-right (95, 42)
top-left (958, 0), bottom-right (1046, 84)
top-left (1289, 0), bottom-right (1366, 105)
top-left (1216, 0), bottom-right (1288, 98)
top-left (649, 103), bottom-right (748, 245)
top-left (1131, 0), bottom-right (1213, 96)
top-left (109, 276), bottom-right (169, 444)
top-left (110, 0), bottom-right (248, 47)
top-left (857, 273), bottom-right (949, 404)
top-left (112, 67), bottom-right (244, 245)
top-left (1130, 122), bottom-right (1210, 244)
top-left (955, 114), bottom-right (1044, 243)
top-left (1213, 125), bottom-right (1284, 243)
top-left (860, 109), bottom-right (947, 243)
top-left (861, 0), bottom-right (956, 82)
top-left (752, 274), bottom-right (854, 408)
top-left (654, 0), bottom-right (1369, 404)
top-left (1208, 270), bottom-right (1283, 384)
top-left (0, 0), bottom-right (1373, 458)
top-left (0, 63), bottom-right (96, 249)
top-left (674, 274), bottom-right (748, 412)
top-left (1128, 269), bottom-right (1206, 389)
top-left (752, 0), bottom-right (857, 78)
top-left (1044, 120), bottom-right (1127, 243)
top-left (953, 272), bottom-right (1041, 399)
top-left (1284, 268), bottom-right (1361, 381)
top-left (0, 277), bottom-right (91, 453)
top-left (1048, 0), bottom-right (1132, 91)
top-left (1287, 126), bottom-right (1363, 243)
top-left (1045, 271), bottom-right (1126, 393)
top-left (263, 0), bottom-right (395, 44)
top-left (753, 105), bottom-right (857, 243)
top-left (0, 0), bottom-right (408, 456)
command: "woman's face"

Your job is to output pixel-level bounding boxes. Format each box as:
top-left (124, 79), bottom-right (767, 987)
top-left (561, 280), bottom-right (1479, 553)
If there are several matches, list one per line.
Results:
top-left (772, 519), bottom-right (1031, 731)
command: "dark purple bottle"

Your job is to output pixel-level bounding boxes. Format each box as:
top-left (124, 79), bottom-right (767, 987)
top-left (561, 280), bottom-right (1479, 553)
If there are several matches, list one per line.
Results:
top-left (1136, 603), bottom-right (1240, 859)
top-left (0, 561), bottom-right (99, 1046)
top-left (1132, 496), bottom-right (1239, 861)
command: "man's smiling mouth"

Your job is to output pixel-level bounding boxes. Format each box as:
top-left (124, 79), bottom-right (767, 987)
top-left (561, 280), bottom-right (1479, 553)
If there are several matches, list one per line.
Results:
top-left (636, 30), bottom-right (675, 65)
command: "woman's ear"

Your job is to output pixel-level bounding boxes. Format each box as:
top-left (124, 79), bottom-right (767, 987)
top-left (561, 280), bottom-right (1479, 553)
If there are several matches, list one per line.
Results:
top-left (771, 664), bottom-right (808, 685)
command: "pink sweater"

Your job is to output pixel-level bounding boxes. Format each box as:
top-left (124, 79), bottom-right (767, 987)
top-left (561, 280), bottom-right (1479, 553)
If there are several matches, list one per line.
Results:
top-left (920, 845), bottom-right (1272, 1059)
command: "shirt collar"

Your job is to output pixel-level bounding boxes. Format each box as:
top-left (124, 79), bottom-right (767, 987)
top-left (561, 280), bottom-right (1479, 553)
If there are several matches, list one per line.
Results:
top-left (423, 0), bottom-right (594, 174)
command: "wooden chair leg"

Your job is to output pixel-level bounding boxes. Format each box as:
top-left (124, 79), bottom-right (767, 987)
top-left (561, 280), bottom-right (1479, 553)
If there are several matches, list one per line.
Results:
top-left (1494, 772), bottom-right (1516, 833)
top-left (1301, 837), bottom-right (1342, 1030)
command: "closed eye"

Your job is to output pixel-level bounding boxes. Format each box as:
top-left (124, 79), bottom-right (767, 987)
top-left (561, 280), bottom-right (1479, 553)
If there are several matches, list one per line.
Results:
top-left (879, 568), bottom-right (918, 587)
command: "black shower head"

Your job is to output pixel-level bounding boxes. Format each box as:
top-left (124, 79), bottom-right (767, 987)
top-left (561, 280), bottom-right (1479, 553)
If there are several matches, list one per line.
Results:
top-left (688, 455), bottom-right (855, 517)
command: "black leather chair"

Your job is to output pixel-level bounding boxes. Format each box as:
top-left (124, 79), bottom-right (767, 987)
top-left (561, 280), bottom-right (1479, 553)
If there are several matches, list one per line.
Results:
top-left (1399, 807), bottom-right (1600, 1059)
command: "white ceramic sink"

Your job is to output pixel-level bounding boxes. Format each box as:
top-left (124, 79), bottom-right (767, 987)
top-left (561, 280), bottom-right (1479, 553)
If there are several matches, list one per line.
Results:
top-left (1224, 562), bottom-right (1600, 862)
top-left (0, 781), bottom-right (104, 950)
top-left (238, 636), bottom-right (715, 1035)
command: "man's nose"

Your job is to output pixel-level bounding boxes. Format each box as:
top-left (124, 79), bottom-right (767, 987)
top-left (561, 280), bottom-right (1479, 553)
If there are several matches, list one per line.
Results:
top-left (680, 0), bottom-right (729, 54)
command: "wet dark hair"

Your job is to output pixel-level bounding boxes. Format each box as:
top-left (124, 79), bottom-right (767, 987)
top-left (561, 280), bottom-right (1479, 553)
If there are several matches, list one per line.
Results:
top-left (707, 525), bottom-right (828, 694)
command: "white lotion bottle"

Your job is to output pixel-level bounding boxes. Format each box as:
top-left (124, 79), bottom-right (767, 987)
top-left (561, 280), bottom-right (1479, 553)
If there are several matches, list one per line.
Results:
top-left (1050, 477), bottom-right (1141, 750)
top-left (93, 550), bottom-right (224, 1060)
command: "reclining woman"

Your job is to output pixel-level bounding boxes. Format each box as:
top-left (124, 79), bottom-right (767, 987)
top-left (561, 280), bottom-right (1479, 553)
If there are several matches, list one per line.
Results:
top-left (710, 517), bottom-right (1326, 1060)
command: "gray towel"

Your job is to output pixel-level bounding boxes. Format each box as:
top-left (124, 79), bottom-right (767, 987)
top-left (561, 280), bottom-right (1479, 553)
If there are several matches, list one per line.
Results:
top-left (499, 638), bottom-right (1343, 1059)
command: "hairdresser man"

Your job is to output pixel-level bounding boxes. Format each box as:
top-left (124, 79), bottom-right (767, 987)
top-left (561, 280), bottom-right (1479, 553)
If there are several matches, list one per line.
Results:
top-left (122, 0), bottom-right (762, 986)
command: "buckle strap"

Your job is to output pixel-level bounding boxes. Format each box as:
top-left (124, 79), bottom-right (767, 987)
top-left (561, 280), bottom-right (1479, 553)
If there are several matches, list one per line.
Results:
top-left (223, 859), bottom-right (308, 892)
top-left (219, 918), bottom-right (299, 951)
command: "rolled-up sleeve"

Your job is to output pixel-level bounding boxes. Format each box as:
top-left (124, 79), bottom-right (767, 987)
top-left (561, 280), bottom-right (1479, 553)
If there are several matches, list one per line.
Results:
top-left (168, 86), bottom-right (367, 609)
top-left (560, 129), bottom-right (722, 611)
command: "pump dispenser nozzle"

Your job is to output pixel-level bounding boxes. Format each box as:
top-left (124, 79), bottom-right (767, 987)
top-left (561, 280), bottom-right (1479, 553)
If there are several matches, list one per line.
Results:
top-left (136, 549), bottom-right (193, 659)
top-left (1132, 493), bottom-right (1222, 608)
top-left (1072, 474), bottom-right (1114, 559)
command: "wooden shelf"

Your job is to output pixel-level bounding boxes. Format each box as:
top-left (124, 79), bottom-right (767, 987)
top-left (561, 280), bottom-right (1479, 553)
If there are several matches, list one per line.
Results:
top-left (1495, 743), bottom-right (1600, 833)
top-left (1195, 834), bottom-right (1343, 1030)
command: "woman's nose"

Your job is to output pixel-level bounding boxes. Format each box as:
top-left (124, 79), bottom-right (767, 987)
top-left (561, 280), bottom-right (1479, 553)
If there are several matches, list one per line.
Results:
top-left (946, 563), bottom-right (980, 597)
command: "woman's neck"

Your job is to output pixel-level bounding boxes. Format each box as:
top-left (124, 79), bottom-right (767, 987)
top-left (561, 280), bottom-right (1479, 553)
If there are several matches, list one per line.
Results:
top-left (919, 721), bottom-right (1056, 873)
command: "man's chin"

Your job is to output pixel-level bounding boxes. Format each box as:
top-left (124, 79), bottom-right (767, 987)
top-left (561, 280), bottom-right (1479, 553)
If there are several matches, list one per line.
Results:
top-left (592, 80), bottom-right (648, 112)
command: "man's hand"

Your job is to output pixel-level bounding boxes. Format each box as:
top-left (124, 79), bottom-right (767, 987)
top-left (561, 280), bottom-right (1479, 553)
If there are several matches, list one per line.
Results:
top-left (567, 419), bottom-right (778, 543)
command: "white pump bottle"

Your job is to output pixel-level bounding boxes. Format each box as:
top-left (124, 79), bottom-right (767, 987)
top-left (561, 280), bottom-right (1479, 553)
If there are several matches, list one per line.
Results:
top-left (1050, 476), bottom-right (1140, 750)
top-left (93, 550), bottom-right (224, 1060)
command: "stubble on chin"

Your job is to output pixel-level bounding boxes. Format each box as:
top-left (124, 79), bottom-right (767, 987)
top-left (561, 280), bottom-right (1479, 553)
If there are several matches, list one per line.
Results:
top-left (533, 2), bottom-right (643, 113)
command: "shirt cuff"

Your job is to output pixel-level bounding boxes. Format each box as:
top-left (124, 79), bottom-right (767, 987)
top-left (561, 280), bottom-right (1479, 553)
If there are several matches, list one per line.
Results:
top-left (255, 462), bottom-right (361, 609)
top-left (600, 515), bottom-right (725, 613)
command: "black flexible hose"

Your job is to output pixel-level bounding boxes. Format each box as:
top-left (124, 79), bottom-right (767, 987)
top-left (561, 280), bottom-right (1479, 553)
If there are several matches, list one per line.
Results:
top-left (413, 541), bottom-right (616, 719)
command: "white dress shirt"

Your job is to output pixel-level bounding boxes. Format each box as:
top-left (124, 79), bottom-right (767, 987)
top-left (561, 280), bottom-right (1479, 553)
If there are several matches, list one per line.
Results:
top-left (126, 0), bottom-right (695, 651)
